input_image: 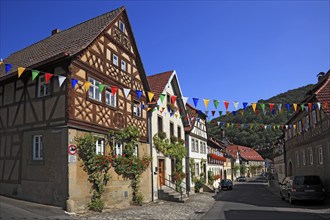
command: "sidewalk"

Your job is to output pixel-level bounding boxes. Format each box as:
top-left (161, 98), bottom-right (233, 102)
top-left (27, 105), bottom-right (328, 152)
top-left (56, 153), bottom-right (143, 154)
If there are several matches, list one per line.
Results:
top-left (75, 192), bottom-right (216, 220)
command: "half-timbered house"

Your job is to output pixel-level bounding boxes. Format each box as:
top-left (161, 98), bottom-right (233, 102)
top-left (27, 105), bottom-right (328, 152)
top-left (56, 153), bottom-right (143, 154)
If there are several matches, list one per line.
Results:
top-left (0, 6), bottom-right (152, 212)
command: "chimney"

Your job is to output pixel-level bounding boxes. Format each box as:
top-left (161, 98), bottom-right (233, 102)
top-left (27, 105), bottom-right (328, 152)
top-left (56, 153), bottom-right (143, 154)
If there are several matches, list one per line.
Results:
top-left (51, 29), bottom-right (61, 35)
top-left (317, 72), bottom-right (325, 82)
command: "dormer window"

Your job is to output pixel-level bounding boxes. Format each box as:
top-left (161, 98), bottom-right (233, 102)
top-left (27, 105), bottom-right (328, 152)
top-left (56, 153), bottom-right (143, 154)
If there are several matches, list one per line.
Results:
top-left (119, 21), bottom-right (125, 32)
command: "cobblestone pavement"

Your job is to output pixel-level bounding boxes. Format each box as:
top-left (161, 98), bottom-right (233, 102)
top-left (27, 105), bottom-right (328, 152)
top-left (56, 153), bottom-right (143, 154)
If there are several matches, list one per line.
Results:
top-left (74, 192), bottom-right (216, 220)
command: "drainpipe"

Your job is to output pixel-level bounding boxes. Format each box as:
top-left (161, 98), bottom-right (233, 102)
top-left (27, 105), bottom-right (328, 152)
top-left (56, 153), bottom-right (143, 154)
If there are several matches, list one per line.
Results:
top-left (148, 110), bottom-right (155, 201)
top-left (185, 134), bottom-right (190, 195)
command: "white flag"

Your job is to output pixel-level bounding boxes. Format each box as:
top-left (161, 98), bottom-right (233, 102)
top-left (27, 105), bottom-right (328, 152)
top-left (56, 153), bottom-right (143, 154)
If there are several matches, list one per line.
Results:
top-left (58, 76), bottom-right (66, 87)
top-left (182, 96), bottom-right (188, 106)
top-left (317, 102), bottom-right (321, 110)
top-left (233, 101), bottom-right (239, 110)
top-left (123, 88), bottom-right (131, 98)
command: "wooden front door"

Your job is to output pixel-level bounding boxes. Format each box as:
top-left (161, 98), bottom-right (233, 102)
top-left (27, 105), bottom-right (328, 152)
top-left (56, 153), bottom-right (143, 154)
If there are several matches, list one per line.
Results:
top-left (158, 159), bottom-right (165, 186)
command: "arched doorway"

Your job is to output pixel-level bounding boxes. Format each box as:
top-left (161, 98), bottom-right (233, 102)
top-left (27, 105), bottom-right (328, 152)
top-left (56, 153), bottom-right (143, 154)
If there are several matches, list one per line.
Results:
top-left (288, 161), bottom-right (293, 176)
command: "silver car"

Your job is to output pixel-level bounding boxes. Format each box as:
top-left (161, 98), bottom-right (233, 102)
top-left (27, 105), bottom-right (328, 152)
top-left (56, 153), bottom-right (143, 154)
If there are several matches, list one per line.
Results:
top-left (279, 175), bottom-right (326, 204)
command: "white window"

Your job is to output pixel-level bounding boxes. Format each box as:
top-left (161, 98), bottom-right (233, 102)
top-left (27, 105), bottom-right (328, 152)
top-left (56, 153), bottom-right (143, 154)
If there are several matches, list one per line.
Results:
top-left (133, 100), bottom-right (142, 117)
top-left (195, 163), bottom-right (200, 176)
top-left (115, 142), bottom-right (123, 156)
top-left (305, 115), bottom-right (310, 131)
top-left (191, 139), bottom-right (195, 152)
top-left (88, 77), bottom-right (102, 102)
top-left (200, 141), bottom-right (203, 153)
top-left (33, 135), bottom-right (43, 160)
top-left (312, 110), bottom-right (317, 125)
top-left (301, 150), bottom-right (306, 166)
top-left (96, 139), bottom-right (104, 155)
top-left (121, 60), bottom-right (126, 71)
top-left (308, 148), bottom-right (313, 165)
top-left (105, 87), bottom-right (117, 107)
top-left (295, 151), bottom-right (299, 166)
top-left (133, 145), bottom-right (138, 157)
top-left (119, 21), bottom-right (125, 32)
top-left (113, 54), bottom-right (118, 66)
top-left (298, 121), bottom-right (302, 134)
top-left (196, 140), bottom-right (199, 153)
top-left (37, 75), bottom-right (49, 97)
top-left (318, 147), bottom-right (323, 164)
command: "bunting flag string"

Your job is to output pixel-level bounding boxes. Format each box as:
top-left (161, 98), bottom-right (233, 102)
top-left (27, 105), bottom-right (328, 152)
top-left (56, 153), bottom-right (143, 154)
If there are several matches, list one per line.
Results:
top-left (1, 64), bottom-right (328, 120)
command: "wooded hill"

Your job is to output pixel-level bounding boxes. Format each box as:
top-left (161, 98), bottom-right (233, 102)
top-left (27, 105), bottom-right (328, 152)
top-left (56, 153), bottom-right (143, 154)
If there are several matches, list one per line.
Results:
top-left (207, 84), bottom-right (315, 159)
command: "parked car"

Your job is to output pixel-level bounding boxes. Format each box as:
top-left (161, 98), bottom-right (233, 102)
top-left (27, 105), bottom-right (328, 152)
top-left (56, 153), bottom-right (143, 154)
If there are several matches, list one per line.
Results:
top-left (279, 175), bottom-right (326, 204)
top-left (219, 179), bottom-right (233, 190)
top-left (236, 176), bottom-right (247, 182)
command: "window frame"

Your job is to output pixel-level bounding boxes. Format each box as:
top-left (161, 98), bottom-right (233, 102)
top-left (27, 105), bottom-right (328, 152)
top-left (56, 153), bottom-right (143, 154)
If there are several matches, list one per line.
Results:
top-left (105, 86), bottom-right (117, 108)
top-left (133, 100), bottom-right (142, 117)
top-left (308, 148), bottom-right (313, 165)
top-left (88, 77), bottom-right (102, 102)
top-left (113, 54), bottom-right (119, 66)
top-left (191, 138), bottom-right (195, 152)
top-left (295, 151), bottom-right (299, 166)
top-left (115, 141), bottom-right (123, 156)
top-left (312, 110), bottom-right (317, 125)
top-left (119, 20), bottom-right (125, 32)
top-left (305, 115), bottom-right (310, 131)
top-left (96, 138), bottom-right (105, 155)
top-left (33, 135), bottom-right (43, 160)
top-left (158, 116), bottom-right (163, 133)
top-left (318, 147), bottom-right (323, 164)
top-left (37, 75), bottom-right (50, 97)
top-left (121, 60), bottom-right (127, 72)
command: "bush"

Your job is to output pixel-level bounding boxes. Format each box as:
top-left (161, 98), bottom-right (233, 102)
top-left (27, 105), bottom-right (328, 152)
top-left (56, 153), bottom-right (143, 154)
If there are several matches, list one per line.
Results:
top-left (158, 132), bottom-right (167, 140)
top-left (194, 179), bottom-right (204, 193)
top-left (88, 198), bottom-right (104, 212)
top-left (134, 192), bottom-right (144, 206)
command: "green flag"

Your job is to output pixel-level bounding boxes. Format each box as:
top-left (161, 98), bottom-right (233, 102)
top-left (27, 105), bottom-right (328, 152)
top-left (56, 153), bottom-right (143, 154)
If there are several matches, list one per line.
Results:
top-left (31, 70), bottom-right (39, 81)
top-left (98, 84), bottom-right (105, 93)
top-left (159, 94), bottom-right (165, 103)
top-left (260, 103), bottom-right (265, 111)
top-left (213, 100), bottom-right (219, 109)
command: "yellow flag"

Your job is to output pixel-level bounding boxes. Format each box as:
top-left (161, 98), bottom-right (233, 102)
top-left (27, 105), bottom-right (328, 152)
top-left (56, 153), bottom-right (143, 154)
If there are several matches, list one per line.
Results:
top-left (203, 99), bottom-right (210, 108)
top-left (18, 67), bottom-right (26, 78)
top-left (0, 61), bottom-right (3, 65)
top-left (252, 103), bottom-right (257, 112)
top-left (147, 107), bottom-right (152, 111)
top-left (293, 124), bottom-right (297, 129)
top-left (147, 92), bottom-right (154, 102)
top-left (240, 110), bottom-right (244, 116)
top-left (84, 81), bottom-right (92, 92)
top-left (293, 103), bottom-right (298, 112)
top-left (175, 113), bottom-right (179, 118)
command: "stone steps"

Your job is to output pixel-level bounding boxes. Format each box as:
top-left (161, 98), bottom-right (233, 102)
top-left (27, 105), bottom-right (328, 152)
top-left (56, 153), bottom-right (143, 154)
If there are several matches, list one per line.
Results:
top-left (158, 186), bottom-right (189, 203)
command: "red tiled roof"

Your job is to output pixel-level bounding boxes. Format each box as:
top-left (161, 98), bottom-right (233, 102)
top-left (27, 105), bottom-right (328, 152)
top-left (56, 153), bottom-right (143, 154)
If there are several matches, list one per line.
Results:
top-left (147, 71), bottom-right (173, 102)
top-left (226, 145), bottom-right (264, 161)
top-left (315, 73), bottom-right (330, 116)
top-left (209, 153), bottom-right (227, 162)
top-left (0, 7), bottom-right (124, 77)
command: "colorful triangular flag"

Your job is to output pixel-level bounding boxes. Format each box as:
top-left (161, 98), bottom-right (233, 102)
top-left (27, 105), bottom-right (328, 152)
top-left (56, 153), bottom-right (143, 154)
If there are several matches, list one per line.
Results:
top-left (84, 81), bottom-right (92, 92)
top-left (159, 94), bottom-right (165, 103)
top-left (71, 79), bottom-right (78, 88)
top-left (182, 96), bottom-right (188, 106)
top-left (98, 84), bottom-right (105, 93)
top-left (58, 75), bottom-right (66, 87)
top-left (5, 64), bottom-right (12, 73)
top-left (136, 90), bottom-right (143, 99)
top-left (45, 73), bottom-right (53, 84)
top-left (31, 70), bottom-right (39, 81)
top-left (147, 92), bottom-right (154, 102)
top-left (18, 67), bottom-right (26, 78)
top-left (110, 86), bottom-right (118, 95)
top-left (193, 98), bottom-right (199, 107)
top-left (213, 100), bottom-right (219, 109)
top-left (203, 99), bottom-right (210, 108)
top-left (123, 88), bottom-right (130, 98)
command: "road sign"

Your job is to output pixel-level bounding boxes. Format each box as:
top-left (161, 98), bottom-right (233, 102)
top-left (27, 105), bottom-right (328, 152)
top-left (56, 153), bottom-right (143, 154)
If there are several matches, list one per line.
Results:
top-left (68, 144), bottom-right (77, 155)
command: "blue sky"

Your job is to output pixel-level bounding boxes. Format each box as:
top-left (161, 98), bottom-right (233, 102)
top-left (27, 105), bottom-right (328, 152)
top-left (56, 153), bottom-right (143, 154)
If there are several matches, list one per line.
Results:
top-left (1, 0), bottom-right (329, 114)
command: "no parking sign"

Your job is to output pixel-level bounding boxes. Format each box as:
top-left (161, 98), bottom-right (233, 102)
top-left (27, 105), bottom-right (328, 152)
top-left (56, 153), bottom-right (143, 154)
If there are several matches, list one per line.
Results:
top-left (68, 144), bottom-right (77, 155)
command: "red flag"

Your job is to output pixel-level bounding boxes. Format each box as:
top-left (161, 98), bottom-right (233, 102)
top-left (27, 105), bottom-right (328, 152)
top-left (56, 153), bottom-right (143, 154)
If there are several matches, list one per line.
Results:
top-left (324, 101), bottom-right (328, 109)
top-left (45, 73), bottom-right (53, 84)
top-left (255, 110), bottom-right (259, 115)
top-left (171, 95), bottom-right (177, 104)
top-left (224, 101), bottom-right (229, 110)
top-left (110, 86), bottom-right (118, 95)
top-left (308, 103), bottom-right (312, 111)
top-left (269, 103), bottom-right (274, 111)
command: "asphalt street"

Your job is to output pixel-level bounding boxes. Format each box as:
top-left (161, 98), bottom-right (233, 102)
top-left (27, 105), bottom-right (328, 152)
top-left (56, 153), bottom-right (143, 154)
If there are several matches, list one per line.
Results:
top-left (202, 182), bottom-right (330, 220)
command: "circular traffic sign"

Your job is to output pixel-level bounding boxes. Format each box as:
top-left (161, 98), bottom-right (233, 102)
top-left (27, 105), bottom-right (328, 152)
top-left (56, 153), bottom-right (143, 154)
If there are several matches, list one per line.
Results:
top-left (68, 144), bottom-right (77, 155)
